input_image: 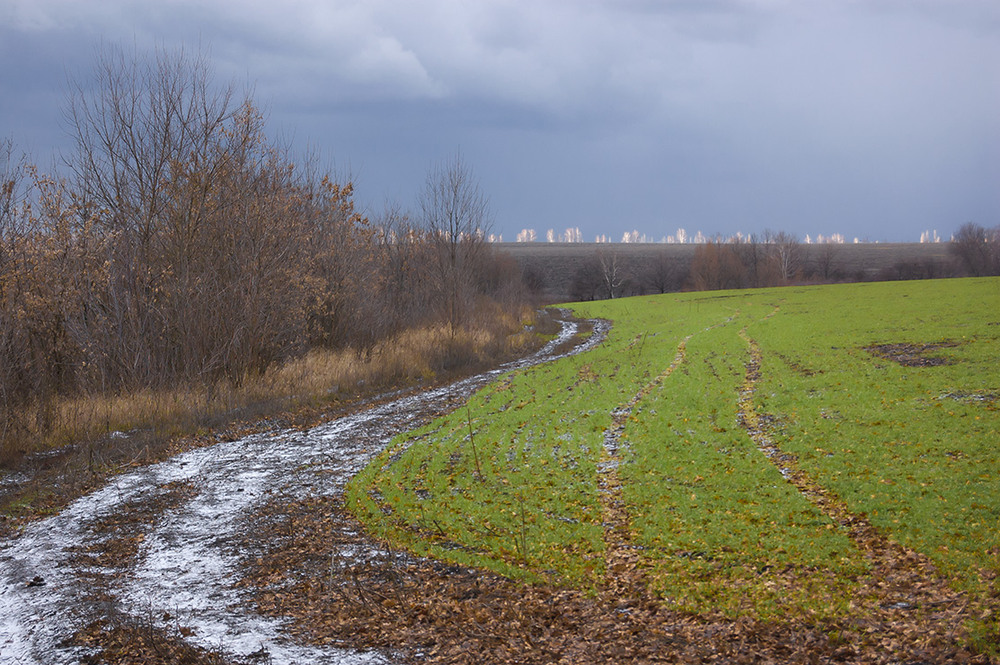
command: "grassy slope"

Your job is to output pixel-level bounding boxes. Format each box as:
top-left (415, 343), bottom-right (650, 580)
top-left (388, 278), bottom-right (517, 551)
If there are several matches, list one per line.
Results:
top-left (348, 278), bottom-right (999, 624)
top-left (750, 279), bottom-right (999, 589)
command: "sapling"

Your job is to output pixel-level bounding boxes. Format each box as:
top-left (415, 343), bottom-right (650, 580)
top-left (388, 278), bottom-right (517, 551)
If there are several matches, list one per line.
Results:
top-left (466, 405), bottom-right (483, 480)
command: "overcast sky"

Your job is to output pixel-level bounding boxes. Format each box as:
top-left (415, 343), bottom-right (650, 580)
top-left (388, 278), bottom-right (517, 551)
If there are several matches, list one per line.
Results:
top-left (2, 0), bottom-right (998, 242)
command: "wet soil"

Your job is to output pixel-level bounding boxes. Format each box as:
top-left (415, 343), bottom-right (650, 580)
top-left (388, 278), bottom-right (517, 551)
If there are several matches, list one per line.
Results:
top-left (865, 341), bottom-right (959, 367)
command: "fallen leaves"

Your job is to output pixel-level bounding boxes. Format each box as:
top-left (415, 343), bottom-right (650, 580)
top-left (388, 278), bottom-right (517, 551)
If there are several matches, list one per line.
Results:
top-left (72, 616), bottom-right (228, 665)
top-left (234, 494), bottom-right (998, 664)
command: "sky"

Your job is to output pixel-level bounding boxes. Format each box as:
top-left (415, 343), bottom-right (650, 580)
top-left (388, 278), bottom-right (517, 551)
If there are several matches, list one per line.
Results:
top-left (2, 0), bottom-right (998, 243)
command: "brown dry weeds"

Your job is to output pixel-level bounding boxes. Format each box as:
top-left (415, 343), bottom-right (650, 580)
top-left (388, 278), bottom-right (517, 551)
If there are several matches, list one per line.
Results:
top-left (72, 616), bottom-right (232, 665)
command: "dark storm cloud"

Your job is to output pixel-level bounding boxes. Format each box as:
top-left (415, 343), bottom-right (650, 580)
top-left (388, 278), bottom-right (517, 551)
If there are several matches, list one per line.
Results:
top-left (2, 0), bottom-right (998, 241)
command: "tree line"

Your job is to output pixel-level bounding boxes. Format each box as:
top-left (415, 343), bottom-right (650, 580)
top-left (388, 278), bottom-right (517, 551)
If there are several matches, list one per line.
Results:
top-left (559, 224), bottom-right (998, 301)
top-left (1, 47), bottom-right (526, 454)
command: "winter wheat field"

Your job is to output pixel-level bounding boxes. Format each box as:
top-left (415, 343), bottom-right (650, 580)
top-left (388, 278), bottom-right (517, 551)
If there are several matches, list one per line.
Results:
top-left (2, 278), bottom-right (999, 664)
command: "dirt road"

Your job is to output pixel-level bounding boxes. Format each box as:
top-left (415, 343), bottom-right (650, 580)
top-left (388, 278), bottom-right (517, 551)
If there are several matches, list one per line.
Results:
top-left (0, 315), bottom-right (606, 664)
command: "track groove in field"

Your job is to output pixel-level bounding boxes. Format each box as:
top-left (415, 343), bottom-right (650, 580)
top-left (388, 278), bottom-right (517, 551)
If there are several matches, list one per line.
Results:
top-left (599, 335), bottom-right (691, 598)
top-left (737, 327), bottom-right (979, 651)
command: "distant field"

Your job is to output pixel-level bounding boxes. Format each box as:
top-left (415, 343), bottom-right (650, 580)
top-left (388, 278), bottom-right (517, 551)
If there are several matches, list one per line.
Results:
top-left (348, 277), bottom-right (999, 651)
top-left (498, 241), bottom-right (954, 302)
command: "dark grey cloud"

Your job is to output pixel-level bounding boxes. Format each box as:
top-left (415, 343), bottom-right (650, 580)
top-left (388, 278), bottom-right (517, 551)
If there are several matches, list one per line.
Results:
top-left (2, 0), bottom-right (998, 241)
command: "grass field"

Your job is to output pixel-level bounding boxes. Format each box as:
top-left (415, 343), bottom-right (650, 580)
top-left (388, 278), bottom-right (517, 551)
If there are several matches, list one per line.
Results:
top-left (347, 277), bottom-right (999, 650)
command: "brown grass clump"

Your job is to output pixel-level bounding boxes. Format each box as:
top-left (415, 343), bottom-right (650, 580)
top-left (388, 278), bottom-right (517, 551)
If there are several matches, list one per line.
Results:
top-left (3, 310), bottom-right (535, 461)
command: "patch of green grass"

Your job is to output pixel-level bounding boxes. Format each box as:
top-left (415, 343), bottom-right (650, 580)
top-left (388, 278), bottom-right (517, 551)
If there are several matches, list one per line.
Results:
top-left (749, 279), bottom-right (1000, 590)
top-left (618, 315), bottom-right (862, 618)
top-left (347, 277), bottom-right (1000, 632)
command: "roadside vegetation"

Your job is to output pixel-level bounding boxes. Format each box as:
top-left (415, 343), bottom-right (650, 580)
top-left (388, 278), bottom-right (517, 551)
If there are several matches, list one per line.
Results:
top-left (0, 47), bottom-right (532, 476)
top-left (0, 46), bottom-right (544, 544)
top-left (348, 277), bottom-right (1000, 659)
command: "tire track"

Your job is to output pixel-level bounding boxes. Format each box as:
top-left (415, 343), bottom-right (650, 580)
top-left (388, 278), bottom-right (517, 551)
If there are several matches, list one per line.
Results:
top-left (598, 313), bottom-right (741, 597)
top-left (599, 335), bottom-right (690, 598)
top-left (736, 328), bottom-right (973, 637)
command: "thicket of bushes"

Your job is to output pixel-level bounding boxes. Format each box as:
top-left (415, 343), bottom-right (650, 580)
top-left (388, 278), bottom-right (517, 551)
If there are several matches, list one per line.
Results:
top-left (0, 47), bottom-right (529, 463)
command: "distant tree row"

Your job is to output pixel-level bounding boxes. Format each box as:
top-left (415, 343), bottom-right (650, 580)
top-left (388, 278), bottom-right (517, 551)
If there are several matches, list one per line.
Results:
top-left (0, 46), bottom-right (526, 448)
top-left (562, 232), bottom-right (808, 300)
top-left (554, 225), bottom-right (997, 302)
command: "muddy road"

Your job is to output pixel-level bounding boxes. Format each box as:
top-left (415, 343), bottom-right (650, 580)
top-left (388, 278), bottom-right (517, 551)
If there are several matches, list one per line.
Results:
top-left (0, 316), bottom-right (607, 664)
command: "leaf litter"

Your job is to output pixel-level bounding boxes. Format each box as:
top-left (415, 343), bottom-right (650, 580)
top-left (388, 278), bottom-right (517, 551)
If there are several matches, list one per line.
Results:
top-left (230, 318), bottom-right (996, 664)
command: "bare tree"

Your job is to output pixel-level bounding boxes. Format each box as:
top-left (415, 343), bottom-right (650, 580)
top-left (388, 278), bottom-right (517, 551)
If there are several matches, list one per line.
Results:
top-left (950, 222), bottom-right (1000, 277)
top-left (0, 138), bottom-right (28, 241)
top-left (62, 45), bottom-right (333, 386)
top-left (597, 249), bottom-right (628, 299)
top-left (765, 230), bottom-right (802, 283)
top-left (66, 46), bottom-right (239, 245)
top-left (419, 154), bottom-right (494, 331)
top-left (569, 256), bottom-right (603, 301)
top-left (63, 46), bottom-right (239, 385)
top-left (642, 250), bottom-right (682, 294)
top-left (0, 138), bottom-right (30, 443)
top-left (814, 242), bottom-right (839, 282)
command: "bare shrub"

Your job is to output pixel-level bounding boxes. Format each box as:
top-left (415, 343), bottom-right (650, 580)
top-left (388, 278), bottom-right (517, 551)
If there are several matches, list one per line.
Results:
top-left (950, 222), bottom-right (1000, 277)
top-left (689, 240), bottom-right (748, 291)
top-left (569, 256), bottom-right (604, 301)
top-left (64, 46), bottom-right (325, 388)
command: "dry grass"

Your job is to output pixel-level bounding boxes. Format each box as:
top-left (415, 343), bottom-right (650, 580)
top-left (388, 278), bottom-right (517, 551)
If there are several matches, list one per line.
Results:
top-left (0, 306), bottom-right (540, 512)
top-left (267, 311), bottom-right (535, 402)
top-left (3, 314), bottom-right (535, 464)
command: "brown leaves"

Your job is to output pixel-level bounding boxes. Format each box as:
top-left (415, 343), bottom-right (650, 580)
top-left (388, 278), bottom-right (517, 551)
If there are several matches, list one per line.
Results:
top-left (71, 616), bottom-right (228, 665)
top-left (234, 495), bottom-right (998, 665)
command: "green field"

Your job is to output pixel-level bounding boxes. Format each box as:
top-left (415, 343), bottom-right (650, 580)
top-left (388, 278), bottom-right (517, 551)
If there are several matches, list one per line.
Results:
top-left (347, 278), bottom-right (999, 640)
